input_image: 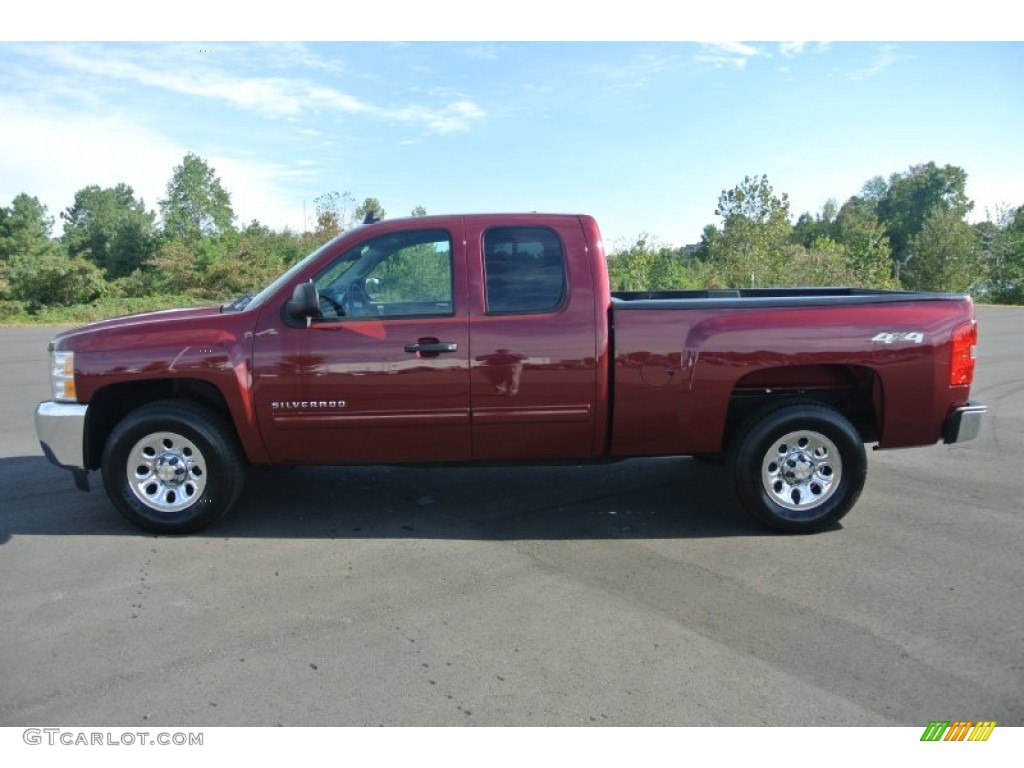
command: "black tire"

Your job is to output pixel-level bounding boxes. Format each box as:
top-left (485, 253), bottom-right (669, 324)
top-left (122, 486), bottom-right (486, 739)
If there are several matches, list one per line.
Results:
top-left (726, 401), bottom-right (866, 533)
top-left (101, 400), bottom-right (246, 534)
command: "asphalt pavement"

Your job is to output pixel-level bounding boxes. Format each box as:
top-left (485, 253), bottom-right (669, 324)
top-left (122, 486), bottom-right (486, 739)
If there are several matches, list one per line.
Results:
top-left (1, 306), bottom-right (1021, 726)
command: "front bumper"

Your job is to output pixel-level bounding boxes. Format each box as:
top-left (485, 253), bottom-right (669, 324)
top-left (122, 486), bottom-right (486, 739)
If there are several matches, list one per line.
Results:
top-left (943, 401), bottom-right (987, 444)
top-left (35, 401), bottom-right (90, 490)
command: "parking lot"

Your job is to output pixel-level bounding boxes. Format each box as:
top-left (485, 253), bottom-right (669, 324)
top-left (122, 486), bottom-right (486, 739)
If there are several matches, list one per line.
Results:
top-left (1, 306), bottom-right (1021, 726)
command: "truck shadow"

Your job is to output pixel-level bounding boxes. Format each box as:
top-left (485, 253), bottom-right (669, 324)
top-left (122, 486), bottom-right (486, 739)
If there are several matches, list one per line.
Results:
top-left (0, 455), bottom-right (840, 542)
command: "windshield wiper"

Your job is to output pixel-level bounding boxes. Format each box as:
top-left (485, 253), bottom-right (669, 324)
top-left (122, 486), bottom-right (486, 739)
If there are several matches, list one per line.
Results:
top-left (220, 293), bottom-right (254, 313)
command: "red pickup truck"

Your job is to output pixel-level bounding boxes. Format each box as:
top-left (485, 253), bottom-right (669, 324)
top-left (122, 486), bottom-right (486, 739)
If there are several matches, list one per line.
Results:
top-left (35, 213), bottom-right (986, 534)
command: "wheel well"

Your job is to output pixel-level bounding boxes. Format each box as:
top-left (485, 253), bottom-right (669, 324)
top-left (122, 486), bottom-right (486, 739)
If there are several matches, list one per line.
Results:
top-left (84, 379), bottom-right (233, 470)
top-left (723, 365), bottom-right (881, 451)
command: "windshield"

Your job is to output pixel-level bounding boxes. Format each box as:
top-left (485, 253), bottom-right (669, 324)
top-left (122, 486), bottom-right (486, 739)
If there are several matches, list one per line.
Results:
top-left (244, 237), bottom-right (338, 311)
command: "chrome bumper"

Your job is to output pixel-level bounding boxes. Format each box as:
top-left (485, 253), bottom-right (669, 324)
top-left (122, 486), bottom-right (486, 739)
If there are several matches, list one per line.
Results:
top-left (35, 401), bottom-right (90, 490)
top-left (943, 402), bottom-right (987, 444)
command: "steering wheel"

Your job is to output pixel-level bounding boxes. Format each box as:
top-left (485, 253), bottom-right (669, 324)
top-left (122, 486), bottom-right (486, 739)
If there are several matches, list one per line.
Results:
top-left (347, 281), bottom-right (370, 316)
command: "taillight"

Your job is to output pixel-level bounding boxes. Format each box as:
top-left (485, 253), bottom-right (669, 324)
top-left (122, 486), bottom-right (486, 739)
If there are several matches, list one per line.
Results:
top-left (949, 321), bottom-right (977, 387)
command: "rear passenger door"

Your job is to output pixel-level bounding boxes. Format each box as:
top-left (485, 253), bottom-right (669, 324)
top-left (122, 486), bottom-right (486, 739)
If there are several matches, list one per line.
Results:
top-left (465, 218), bottom-right (601, 460)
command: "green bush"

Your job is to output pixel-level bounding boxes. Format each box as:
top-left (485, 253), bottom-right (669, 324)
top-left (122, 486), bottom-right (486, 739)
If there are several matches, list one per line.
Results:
top-left (0, 295), bottom-right (211, 326)
top-left (7, 251), bottom-right (107, 308)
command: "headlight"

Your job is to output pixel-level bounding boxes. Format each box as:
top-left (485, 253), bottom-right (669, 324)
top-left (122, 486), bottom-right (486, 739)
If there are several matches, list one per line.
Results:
top-left (50, 347), bottom-right (77, 402)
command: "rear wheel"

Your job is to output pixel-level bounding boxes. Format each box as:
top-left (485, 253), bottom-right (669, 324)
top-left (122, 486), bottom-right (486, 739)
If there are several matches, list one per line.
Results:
top-left (102, 400), bottom-right (245, 534)
top-left (727, 402), bottom-right (866, 533)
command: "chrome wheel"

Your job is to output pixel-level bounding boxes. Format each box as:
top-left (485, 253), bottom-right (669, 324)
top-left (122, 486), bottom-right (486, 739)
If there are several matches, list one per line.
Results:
top-left (729, 402), bottom-right (865, 533)
top-left (126, 431), bottom-right (207, 512)
top-left (761, 429), bottom-right (842, 515)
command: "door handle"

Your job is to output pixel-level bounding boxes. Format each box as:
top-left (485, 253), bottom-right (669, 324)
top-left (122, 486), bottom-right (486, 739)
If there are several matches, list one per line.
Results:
top-left (404, 341), bottom-right (458, 354)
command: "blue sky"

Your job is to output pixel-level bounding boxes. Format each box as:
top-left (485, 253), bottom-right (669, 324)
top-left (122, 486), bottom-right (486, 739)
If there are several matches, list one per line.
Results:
top-left (3, 11), bottom-right (1023, 249)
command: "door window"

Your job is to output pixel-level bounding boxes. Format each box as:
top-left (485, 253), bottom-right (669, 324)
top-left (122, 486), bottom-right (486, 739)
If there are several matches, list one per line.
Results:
top-left (313, 229), bottom-right (453, 319)
top-left (483, 226), bottom-right (566, 314)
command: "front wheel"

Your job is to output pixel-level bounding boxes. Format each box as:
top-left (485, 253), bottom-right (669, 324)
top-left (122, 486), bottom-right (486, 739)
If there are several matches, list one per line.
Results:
top-left (101, 400), bottom-right (246, 534)
top-left (727, 402), bottom-right (866, 533)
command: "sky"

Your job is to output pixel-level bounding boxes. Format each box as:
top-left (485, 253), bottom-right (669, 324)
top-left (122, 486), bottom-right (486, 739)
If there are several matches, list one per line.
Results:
top-left (2, 6), bottom-right (1023, 250)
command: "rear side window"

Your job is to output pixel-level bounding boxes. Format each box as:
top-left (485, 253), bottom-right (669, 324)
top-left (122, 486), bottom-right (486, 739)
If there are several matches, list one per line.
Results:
top-left (483, 226), bottom-right (566, 314)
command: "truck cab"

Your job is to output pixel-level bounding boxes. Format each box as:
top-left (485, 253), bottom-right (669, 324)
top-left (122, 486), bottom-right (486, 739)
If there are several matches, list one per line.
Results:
top-left (249, 214), bottom-right (608, 464)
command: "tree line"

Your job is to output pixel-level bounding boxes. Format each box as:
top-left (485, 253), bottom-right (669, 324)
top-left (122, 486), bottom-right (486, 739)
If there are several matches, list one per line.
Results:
top-left (0, 153), bottom-right (397, 321)
top-left (1, 155), bottom-right (1022, 322)
top-left (609, 164), bottom-right (1022, 304)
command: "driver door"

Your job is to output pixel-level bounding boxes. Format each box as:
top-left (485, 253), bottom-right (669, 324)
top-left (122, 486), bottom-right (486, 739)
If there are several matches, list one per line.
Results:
top-left (252, 224), bottom-right (471, 464)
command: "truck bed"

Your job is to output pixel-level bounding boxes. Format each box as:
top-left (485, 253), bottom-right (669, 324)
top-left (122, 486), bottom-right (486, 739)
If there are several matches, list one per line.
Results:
top-left (612, 287), bottom-right (969, 309)
top-left (608, 288), bottom-right (977, 458)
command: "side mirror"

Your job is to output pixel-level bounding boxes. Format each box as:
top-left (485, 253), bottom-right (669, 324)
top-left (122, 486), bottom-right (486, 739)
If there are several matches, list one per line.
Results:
top-left (286, 282), bottom-right (320, 326)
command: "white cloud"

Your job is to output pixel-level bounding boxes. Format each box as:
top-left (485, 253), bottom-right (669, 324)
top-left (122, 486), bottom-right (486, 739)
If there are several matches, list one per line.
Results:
top-left (777, 41), bottom-right (831, 58)
top-left (0, 93), bottom-right (309, 235)
top-left (462, 45), bottom-right (500, 61)
top-left (28, 44), bottom-right (486, 135)
top-left (848, 45), bottom-right (902, 80)
top-left (254, 42), bottom-right (348, 74)
top-left (695, 42), bottom-right (761, 70)
top-left (210, 156), bottom-right (313, 232)
top-left (966, 176), bottom-right (1024, 224)
top-left (592, 52), bottom-right (681, 89)
top-left (412, 100), bottom-right (487, 134)
top-left (0, 94), bottom-right (179, 231)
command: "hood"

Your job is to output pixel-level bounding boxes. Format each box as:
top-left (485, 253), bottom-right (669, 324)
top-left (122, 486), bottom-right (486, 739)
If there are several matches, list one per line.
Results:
top-left (52, 305), bottom-right (224, 346)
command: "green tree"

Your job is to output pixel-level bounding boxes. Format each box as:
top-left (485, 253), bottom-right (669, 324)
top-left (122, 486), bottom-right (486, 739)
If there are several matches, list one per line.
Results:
top-left (0, 194), bottom-right (107, 307)
top-left (833, 197), bottom-right (897, 287)
top-left (411, 205), bottom-right (428, 217)
top-left (607, 235), bottom-right (658, 291)
top-left (147, 224), bottom-right (311, 301)
top-left (372, 241), bottom-right (450, 303)
top-left (977, 205), bottom-right (1024, 304)
top-left (314, 191), bottom-right (355, 241)
top-left (781, 238), bottom-right (862, 287)
top-left (792, 199), bottom-right (838, 248)
top-left (706, 175), bottom-right (793, 287)
top-left (147, 238), bottom-right (212, 297)
top-left (860, 175), bottom-right (889, 203)
top-left (692, 224), bottom-right (719, 262)
top-left (159, 153), bottom-right (235, 241)
top-left (61, 184), bottom-right (157, 278)
top-left (607, 236), bottom-right (705, 291)
top-left (355, 197), bottom-right (386, 224)
top-left (901, 206), bottom-right (980, 292)
top-left (7, 251), bottom-right (106, 307)
top-left (0, 194), bottom-right (58, 262)
top-left (0, 195), bottom-right (57, 301)
top-left (877, 163), bottom-right (972, 280)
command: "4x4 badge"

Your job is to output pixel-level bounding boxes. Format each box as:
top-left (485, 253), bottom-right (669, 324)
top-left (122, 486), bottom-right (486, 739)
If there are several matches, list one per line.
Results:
top-left (872, 331), bottom-right (924, 344)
